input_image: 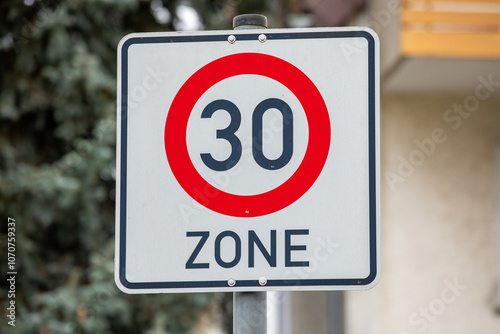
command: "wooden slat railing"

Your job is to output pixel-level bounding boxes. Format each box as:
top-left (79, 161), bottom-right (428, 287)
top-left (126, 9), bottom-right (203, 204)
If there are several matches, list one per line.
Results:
top-left (401, 0), bottom-right (500, 58)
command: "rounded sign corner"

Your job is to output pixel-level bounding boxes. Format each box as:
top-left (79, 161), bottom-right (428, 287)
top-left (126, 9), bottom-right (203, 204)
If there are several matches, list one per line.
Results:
top-left (115, 271), bottom-right (136, 294)
top-left (117, 33), bottom-right (143, 54)
top-left (360, 268), bottom-right (381, 290)
top-left (355, 27), bottom-right (380, 45)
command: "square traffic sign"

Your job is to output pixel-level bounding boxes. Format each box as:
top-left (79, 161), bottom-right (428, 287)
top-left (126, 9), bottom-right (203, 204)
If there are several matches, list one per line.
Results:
top-left (116, 27), bottom-right (380, 293)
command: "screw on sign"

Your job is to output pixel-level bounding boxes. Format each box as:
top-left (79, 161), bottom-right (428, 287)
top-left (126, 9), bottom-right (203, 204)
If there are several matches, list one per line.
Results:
top-left (164, 53), bottom-right (331, 217)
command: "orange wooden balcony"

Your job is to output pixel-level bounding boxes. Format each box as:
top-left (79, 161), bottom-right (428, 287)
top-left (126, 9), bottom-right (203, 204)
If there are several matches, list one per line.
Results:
top-left (401, 0), bottom-right (500, 58)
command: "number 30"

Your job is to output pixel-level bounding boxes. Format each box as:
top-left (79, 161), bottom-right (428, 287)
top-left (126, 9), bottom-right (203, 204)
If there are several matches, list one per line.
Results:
top-left (201, 98), bottom-right (293, 171)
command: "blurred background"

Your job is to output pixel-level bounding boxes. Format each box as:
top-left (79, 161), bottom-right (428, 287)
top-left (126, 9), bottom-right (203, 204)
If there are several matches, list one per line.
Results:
top-left (1, 0), bottom-right (500, 333)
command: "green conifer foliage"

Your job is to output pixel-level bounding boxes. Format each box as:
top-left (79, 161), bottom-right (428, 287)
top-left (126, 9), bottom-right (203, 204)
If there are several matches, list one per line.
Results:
top-left (0, 0), bottom-right (269, 333)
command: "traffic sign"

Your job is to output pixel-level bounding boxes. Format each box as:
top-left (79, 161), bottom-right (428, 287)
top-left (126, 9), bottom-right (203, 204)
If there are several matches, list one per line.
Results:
top-left (115, 27), bottom-right (380, 293)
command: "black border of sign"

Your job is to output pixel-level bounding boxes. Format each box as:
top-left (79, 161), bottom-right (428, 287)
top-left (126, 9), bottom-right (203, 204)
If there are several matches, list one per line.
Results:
top-left (118, 30), bottom-right (378, 291)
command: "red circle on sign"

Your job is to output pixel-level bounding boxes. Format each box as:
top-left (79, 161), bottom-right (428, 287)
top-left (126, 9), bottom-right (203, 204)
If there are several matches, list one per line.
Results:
top-left (165, 53), bottom-right (330, 217)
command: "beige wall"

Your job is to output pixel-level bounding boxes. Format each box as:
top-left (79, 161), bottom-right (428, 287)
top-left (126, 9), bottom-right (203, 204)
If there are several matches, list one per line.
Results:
top-left (347, 93), bottom-right (500, 334)
top-left (290, 291), bottom-right (328, 334)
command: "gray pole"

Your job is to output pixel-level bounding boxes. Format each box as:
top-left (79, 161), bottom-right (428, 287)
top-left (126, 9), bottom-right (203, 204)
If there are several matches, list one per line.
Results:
top-left (233, 291), bottom-right (267, 333)
top-left (231, 14), bottom-right (269, 334)
top-left (328, 292), bottom-right (345, 334)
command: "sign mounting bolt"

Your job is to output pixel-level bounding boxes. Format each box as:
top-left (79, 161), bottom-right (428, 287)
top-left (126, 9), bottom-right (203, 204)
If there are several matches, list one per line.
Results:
top-left (228, 35), bottom-right (236, 44)
top-left (259, 277), bottom-right (267, 286)
top-left (228, 278), bottom-right (236, 287)
top-left (258, 34), bottom-right (267, 43)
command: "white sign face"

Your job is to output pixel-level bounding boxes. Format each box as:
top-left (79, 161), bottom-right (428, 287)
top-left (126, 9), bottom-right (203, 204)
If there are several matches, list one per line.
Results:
top-left (115, 27), bottom-right (380, 293)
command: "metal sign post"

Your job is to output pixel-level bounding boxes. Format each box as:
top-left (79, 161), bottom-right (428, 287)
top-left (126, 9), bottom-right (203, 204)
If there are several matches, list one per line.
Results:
top-left (234, 291), bottom-right (267, 333)
top-left (231, 15), bottom-right (269, 334)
